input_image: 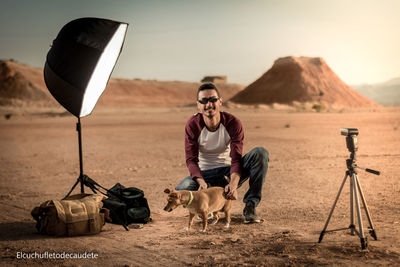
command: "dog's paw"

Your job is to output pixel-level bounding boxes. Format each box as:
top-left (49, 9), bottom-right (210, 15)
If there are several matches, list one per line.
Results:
top-left (183, 227), bottom-right (190, 231)
top-left (199, 229), bottom-right (207, 233)
top-left (224, 223), bottom-right (230, 228)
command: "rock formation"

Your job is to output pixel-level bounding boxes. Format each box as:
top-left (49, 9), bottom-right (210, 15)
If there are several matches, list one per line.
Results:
top-left (230, 56), bottom-right (379, 108)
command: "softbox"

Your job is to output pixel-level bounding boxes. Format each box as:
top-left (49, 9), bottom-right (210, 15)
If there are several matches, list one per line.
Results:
top-left (43, 18), bottom-right (128, 197)
top-left (44, 17), bottom-right (128, 117)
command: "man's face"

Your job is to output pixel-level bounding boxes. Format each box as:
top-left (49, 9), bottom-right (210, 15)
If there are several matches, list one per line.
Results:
top-left (197, 89), bottom-right (222, 119)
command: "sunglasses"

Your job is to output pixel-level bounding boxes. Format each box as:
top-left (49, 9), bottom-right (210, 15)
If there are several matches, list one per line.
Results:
top-left (198, 97), bottom-right (220, 104)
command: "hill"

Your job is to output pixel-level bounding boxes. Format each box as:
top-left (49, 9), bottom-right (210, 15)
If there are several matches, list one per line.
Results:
top-left (0, 60), bottom-right (244, 108)
top-left (0, 60), bottom-right (52, 106)
top-left (230, 56), bottom-right (379, 108)
top-left (353, 77), bottom-right (400, 106)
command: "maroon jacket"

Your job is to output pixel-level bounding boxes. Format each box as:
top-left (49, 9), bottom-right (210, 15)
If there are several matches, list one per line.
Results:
top-left (185, 111), bottom-right (244, 179)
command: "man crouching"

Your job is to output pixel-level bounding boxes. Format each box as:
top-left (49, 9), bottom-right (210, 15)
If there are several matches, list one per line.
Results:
top-left (175, 83), bottom-right (269, 224)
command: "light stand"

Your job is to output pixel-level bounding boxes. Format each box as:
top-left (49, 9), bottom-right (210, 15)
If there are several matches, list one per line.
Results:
top-left (318, 128), bottom-right (380, 249)
top-left (43, 18), bottom-right (128, 198)
top-left (65, 118), bottom-right (97, 198)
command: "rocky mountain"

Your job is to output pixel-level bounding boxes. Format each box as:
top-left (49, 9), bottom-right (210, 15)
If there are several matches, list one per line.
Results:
top-left (230, 56), bottom-right (379, 108)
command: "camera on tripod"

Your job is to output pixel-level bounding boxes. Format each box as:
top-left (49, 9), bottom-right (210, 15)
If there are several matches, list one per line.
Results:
top-left (340, 128), bottom-right (358, 153)
top-left (319, 127), bottom-right (380, 249)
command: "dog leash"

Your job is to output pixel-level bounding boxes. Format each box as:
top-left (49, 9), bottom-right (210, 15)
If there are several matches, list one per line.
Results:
top-left (183, 191), bottom-right (194, 208)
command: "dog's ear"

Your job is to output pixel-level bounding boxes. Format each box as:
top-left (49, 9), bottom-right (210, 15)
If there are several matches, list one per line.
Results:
top-left (164, 188), bottom-right (171, 194)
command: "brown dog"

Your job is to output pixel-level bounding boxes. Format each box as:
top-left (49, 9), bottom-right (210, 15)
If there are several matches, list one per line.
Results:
top-left (164, 187), bottom-right (232, 232)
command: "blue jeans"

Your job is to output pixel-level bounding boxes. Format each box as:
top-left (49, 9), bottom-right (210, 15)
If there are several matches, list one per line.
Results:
top-left (175, 147), bottom-right (269, 207)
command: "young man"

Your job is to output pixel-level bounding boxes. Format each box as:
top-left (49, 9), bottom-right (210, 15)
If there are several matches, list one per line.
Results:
top-left (175, 83), bottom-right (269, 223)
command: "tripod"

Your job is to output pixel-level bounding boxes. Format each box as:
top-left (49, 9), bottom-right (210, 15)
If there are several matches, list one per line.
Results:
top-left (65, 118), bottom-right (97, 198)
top-left (318, 149), bottom-right (380, 249)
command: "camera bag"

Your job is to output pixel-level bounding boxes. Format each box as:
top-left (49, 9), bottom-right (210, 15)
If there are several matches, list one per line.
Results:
top-left (31, 193), bottom-right (106, 236)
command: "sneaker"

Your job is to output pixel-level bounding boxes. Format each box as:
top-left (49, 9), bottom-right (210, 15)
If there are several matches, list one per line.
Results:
top-left (243, 202), bottom-right (261, 224)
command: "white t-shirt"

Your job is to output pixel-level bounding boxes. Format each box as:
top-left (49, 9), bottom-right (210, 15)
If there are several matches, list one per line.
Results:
top-left (198, 124), bottom-right (231, 171)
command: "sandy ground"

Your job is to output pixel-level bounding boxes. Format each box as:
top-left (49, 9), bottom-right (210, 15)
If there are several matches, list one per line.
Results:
top-left (0, 106), bottom-right (399, 266)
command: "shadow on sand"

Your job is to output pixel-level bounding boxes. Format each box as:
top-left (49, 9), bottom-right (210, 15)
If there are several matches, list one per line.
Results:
top-left (0, 221), bottom-right (48, 241)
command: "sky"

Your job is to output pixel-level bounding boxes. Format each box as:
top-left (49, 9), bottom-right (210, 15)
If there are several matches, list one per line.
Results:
top-left (1, 0), bottom-right (399, 86)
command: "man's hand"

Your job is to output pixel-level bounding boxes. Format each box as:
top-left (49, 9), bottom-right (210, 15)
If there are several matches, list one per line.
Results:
top-left (225, 172), bottom-right (240, 200)
top-left (195, 177), bottom-right (208, 190)
top-left (224, 183), bottom-right (238, 200)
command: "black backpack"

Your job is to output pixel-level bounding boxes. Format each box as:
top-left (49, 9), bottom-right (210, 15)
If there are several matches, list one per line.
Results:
top-left (80, 176), bottom-right (151, 231)
top-left (102, 183), bottom-right (151, 229)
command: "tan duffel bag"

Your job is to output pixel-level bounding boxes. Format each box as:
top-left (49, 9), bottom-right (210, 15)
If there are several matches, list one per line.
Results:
top-left (31, 193), bottom-right (107, 237)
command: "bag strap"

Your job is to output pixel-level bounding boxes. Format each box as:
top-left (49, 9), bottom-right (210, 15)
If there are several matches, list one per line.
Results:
top-left (82, 175), bottom-right (126, 201)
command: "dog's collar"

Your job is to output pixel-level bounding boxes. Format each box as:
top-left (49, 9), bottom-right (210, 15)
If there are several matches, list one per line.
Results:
top-left (183, 191), bottom-right (194, 208)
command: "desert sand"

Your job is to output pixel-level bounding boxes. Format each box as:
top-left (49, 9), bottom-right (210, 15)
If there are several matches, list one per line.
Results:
top-left (1, 105), bottom-right (399, 266)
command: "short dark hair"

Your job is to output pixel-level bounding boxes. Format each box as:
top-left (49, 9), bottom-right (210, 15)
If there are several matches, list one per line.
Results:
top-left (197, 83), bottom-right (220, 99)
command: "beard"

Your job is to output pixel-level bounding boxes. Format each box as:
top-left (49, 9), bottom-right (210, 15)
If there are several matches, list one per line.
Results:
top-left (204, 107), bottom-right (216, 118)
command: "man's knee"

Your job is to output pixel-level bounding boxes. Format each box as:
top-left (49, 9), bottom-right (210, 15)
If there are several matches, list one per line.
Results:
top-left (175, 177), bottom-right (198, 191)
top-left (175, 184), bottom-right (184, 190)
top-left (250, 147), bottom-right (269, 163)
top-left (175, 181), bottom-right (190, 190)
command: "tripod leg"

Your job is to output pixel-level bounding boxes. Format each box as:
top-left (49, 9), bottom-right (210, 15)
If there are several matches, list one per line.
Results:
top-left (352, 173), bottom-right (367, 249)
top-left (65, 177), bottom-right (80, 198)
top-left (350, 174), bottom-right (355, 235)
top-left (319, 173), bottom-right (348, 243)
top-left (355, 174), bottom-right (377, 240)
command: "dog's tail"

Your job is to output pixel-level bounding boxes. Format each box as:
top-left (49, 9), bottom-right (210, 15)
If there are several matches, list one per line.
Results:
top-left (224, 176), bottom-right (230, 183)
top-left (223, 176), bottom-right (232, 199)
